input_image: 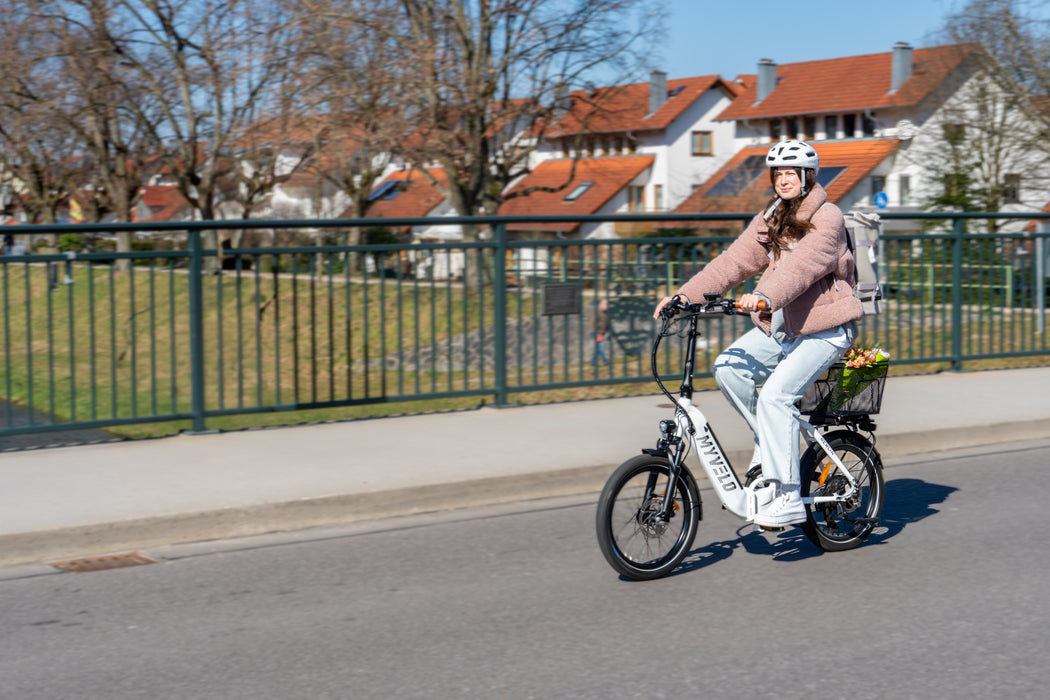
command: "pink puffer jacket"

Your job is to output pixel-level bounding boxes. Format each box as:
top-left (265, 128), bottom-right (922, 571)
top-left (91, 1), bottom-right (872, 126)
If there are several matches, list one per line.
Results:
top-left (676, 184), bottom-right (863, 337)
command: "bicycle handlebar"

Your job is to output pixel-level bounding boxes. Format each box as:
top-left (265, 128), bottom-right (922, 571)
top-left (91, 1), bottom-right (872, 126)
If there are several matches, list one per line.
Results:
top-left (659, 293), bottom-right (768, 319)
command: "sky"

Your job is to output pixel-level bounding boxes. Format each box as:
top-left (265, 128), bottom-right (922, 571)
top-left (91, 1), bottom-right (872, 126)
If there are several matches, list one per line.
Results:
top-left (658, 0), bottom-right (964, 81)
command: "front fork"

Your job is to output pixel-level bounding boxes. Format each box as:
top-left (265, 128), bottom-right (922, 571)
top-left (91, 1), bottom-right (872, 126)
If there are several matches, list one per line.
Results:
top-left (641, 416), bottom-right (689, 521)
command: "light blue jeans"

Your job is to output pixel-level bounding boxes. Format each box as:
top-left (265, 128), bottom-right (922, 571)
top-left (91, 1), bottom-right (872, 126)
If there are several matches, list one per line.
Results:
top-left (713, 326), bottom-right (852, 487)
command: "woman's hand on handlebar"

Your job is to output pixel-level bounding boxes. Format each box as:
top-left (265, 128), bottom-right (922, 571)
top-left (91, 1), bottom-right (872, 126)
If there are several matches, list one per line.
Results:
top-left (653, 296), bottom-right (674, 320)
top-left (736, 293), bottom-right (768, 312)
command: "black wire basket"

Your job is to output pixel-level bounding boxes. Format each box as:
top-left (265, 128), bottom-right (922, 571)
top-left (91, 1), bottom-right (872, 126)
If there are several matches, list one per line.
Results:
top-left (800, 360), bottom-right (888, 420)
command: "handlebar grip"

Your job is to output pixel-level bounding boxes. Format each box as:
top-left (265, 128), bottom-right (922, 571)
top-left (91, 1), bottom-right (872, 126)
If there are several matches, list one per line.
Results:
top-left (733, 299), bottom-right (769, 311)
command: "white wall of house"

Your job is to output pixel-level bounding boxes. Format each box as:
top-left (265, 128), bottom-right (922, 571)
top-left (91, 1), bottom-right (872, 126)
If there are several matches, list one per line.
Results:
top-left (409, 200), bottom-right (463, 242)
top-left (641, 87), bottom-right (738, 212)
top-left (900, 71), bottom-right (1050, 233)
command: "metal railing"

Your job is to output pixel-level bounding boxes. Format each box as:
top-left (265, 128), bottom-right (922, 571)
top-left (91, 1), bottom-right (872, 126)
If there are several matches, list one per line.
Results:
top-left (1, 211), bottom-right (1047, 438)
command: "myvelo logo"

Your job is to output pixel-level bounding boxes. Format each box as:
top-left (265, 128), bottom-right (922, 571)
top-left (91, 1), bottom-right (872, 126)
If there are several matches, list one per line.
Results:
top-left (697, 425), bottom-right (737, 491)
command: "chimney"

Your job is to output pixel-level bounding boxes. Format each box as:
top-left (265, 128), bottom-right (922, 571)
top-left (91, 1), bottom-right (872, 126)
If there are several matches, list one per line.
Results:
top-left (756, 59), bottom-right (777, 103)
top-left (890, 42), bottom-right (913, 93)
top-left (649, 70), bottom-right (668, 115)
top-left (553, 82), bottom-right (571, 118)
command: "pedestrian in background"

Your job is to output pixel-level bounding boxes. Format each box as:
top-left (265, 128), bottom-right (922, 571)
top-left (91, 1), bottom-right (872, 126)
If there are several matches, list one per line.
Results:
top-left (593, 299), bottom-right (609, 366)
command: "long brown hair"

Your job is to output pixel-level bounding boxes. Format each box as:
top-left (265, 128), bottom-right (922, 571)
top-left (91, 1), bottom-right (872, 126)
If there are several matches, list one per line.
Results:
top-left (764, 168), bottom-right (816, 259)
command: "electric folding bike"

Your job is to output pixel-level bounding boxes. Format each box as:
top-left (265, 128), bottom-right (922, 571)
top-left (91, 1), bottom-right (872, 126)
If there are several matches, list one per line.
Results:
top-left (596, 295), bottom-right (886, 581)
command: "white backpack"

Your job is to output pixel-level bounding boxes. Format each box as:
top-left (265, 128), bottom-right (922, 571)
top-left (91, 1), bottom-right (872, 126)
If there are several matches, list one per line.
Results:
top-left (844, 210), bottom-right (883, 315)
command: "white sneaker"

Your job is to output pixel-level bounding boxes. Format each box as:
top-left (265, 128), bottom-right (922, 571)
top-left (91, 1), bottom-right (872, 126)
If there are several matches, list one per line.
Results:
top-left (754, 486), bottom-right (807, 528)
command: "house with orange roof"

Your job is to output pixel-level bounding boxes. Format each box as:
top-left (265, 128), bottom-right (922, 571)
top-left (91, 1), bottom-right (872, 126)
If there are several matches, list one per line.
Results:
top-left (351, 168), bottom-right (462, 242)
top-left (134, 184), bottom-right (193, 224)
top-left (681, 42), bottom-right (1050, 234)
top-left (353, 168), bottom-right (468, 278)
top-left (493, 71), bottom-right (743, 238)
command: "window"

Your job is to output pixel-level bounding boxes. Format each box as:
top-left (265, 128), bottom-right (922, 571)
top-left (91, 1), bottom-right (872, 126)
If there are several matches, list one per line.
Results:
top-left (899, 175), bottom-right (911, 205)
top-left (769, 120), bottom-right (783, 142)
top-left (628, 186), bottom-right (645, 212)
top-left (862, 113), bottom-right (876, 137)
top-left (787, 118), bottom-right (799, 139)
top-left (943, 123), bottom-right (965, 145)
top-left (654, 184), bottom-right (664, 211)
top-left (843, 114), bottom-right (856, 138)
top-left (803, 117), bottom-right (816, 141)
top-left (824, 115), bottom-right (838, 139)
top-left (691, 131), bottom-right (712, 155)
top-left (564, 181), bottom-right (593, 202)
top-left (871, 175), bottom-right (886, 201)
top-left (1003, 174), bottom-right (1021, 203)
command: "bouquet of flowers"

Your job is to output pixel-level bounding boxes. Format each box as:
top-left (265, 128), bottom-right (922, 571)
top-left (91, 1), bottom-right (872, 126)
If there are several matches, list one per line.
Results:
top-left (835, 345), bottom-right (890, 409)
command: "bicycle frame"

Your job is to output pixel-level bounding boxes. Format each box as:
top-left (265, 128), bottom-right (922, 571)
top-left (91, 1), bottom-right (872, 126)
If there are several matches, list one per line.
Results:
top-left (667, 397), bottom-right (859, 520)
top-left (654, 301), bottom-right (860, 522)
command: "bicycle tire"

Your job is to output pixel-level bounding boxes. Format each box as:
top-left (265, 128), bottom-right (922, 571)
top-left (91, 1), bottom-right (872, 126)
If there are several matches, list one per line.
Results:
top-left (799, 431), bottom-right (883, 552)
top-left (596, 455), bottom-right (701, 581)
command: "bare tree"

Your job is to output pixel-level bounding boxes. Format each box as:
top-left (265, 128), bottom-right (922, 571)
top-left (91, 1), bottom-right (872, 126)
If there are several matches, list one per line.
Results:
top-left (85, 0), bottom-right (297, 263)
top-left (0, 5), bottom-right (82, 232)
top-left (286, 0), bottom-right (412, 267)
top-left (381, 0), bottom-right (664, 239)
top-left (941, 0), bottom-right (1050, 97)
top-left (921, 0), bottom-right (1050, 230)
top-left (29, 0), bottom-right (169, 267)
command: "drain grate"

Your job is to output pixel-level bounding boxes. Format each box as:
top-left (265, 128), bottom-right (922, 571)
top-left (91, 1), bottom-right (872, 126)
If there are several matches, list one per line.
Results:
top-left (50, 552), bottom-right (158, 573)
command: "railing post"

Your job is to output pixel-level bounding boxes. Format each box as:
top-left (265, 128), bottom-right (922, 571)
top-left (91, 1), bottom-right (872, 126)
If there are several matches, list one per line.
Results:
top-left (491, 224), bottom-right (508, 407)
top-left (1037, 223), bottom-right (1047, 335)
top-left (492, 223), bottom-right (509, 406)
top-left (950, 217), bottom-right (964, 370)
top-left (187, 228), bottom-right (208, 432)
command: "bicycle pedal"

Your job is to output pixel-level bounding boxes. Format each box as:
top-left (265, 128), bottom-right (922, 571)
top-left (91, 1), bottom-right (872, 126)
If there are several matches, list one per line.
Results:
top-left (755, 524), bottom-right (786, 533)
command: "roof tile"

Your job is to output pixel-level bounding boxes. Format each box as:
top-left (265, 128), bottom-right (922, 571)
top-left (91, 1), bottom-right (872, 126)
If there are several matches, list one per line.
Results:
top-left (499, 155), bottom-right (655, 232)
top-left (548, 75), bottom-right (731, 137)
top-left (718, 44), bottom-right (976, 120)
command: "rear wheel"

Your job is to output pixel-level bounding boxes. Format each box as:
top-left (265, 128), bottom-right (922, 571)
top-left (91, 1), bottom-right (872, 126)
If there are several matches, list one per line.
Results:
top-left (596, 455), bottom-right (701, 580)
top-left (800, 432), bottom-right (883, 552)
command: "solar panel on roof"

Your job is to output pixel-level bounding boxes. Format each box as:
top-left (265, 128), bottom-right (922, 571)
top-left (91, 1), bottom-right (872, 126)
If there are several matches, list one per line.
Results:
top-left (706, 169), bottom-right (765, 197)
top-left (817, 166), bottom-right (845, 188)
top-left (368, 181), bottom-right (402, 201)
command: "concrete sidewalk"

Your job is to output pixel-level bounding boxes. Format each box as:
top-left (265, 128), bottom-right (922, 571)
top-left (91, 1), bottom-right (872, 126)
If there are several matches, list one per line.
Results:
top-left (2, 366), bottom-right (1049, 567)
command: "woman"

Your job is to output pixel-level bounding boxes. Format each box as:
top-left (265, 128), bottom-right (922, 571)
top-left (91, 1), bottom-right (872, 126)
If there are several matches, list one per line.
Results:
top-left (655, 140), bottom-right (863, 528)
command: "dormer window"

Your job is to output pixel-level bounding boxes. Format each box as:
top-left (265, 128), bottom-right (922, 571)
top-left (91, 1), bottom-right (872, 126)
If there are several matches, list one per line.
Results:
top-left (564, 181), bottom-right (594, 202)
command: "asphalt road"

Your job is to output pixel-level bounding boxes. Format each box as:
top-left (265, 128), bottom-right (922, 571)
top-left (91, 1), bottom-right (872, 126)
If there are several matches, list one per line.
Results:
top-left (2, 440), bottom-right (1048, 699)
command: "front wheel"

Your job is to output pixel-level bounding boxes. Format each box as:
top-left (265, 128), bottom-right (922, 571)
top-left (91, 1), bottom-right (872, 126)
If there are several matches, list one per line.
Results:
top-left (596, 455), bottom-right (701, 580)
top-left (800, 431), bottom-right (883, 552)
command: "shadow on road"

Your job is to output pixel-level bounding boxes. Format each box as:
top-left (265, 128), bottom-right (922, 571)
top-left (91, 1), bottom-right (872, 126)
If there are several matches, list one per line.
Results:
top-left (657, 477), bottom-right (957, 579)
top-left (866, 477), bottom-right (958, 545)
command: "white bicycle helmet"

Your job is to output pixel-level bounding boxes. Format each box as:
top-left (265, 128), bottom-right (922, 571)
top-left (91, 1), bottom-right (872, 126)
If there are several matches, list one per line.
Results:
top-left (763, 140), bottom-right (821, 218)
top-left (766, 140), bottom-right (820, 174)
